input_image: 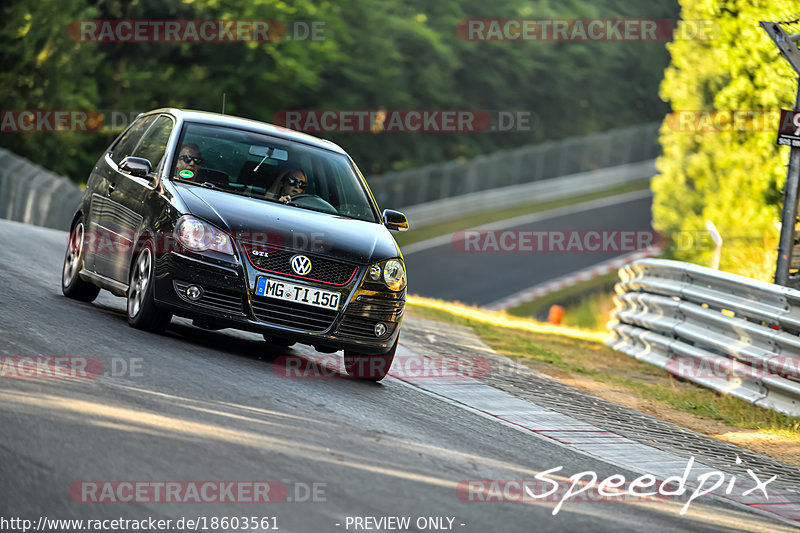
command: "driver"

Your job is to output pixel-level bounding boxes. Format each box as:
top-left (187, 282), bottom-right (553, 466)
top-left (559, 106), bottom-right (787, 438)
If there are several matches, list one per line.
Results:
top-left (175, 143), bottom-right (203, 180)
top-left (268, 169), bottom-right (307, 203)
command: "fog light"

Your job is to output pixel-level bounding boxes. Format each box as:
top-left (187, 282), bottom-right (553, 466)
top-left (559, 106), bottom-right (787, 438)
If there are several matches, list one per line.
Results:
top-left (369, 265), bottom-right (381, 281)
top-left (186, 285), bottom-right (203, 301)
top-left (374, 322), bottom-right (387, 337)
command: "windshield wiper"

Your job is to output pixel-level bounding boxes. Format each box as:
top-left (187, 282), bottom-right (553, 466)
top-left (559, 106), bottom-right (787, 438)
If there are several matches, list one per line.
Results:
top-left (173, 178), bottom-right (218, 190)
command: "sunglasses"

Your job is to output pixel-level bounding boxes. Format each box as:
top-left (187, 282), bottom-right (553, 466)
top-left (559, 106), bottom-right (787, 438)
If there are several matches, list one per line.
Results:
top-left (287, 177), bottom-right (306, 190)
top-left (179, 155), bottom-right (203, 165)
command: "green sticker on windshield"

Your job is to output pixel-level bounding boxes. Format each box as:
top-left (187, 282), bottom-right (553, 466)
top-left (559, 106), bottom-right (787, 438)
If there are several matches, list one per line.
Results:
top-left (179, 169), bottom-right (194, 179)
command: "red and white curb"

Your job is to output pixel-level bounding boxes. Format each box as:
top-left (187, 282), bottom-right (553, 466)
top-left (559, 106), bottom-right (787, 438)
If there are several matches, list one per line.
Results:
top-left (485, 248), bottom-right (662, 311)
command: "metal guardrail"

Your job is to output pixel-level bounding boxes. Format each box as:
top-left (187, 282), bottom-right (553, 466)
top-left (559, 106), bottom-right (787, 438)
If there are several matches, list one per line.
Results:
top-left (0, 148), bottom-right (82, 231)
top-left (607, 258), bottom-right (800, 417)
top-left (401, 160), bottom-right (655, 229)
top-left (367, 122), bottom-right (660, 210)
top-left (2, 124), bottom-right (659, 233)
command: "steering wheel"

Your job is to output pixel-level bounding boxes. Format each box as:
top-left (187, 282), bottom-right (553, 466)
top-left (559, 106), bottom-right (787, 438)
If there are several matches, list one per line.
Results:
top-left (288, 193), bottom-right (338, 214)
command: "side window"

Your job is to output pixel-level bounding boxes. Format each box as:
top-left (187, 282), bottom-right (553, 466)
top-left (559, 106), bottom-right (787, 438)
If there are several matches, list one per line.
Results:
top-left (134, 115), bottom-right (174, 170)
top-left (110, 115), bottom-right (156, 165)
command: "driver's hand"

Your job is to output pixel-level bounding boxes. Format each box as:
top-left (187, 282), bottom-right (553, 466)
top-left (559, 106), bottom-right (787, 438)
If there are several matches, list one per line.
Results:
top-left (279, 195), bottom-right (291, 203)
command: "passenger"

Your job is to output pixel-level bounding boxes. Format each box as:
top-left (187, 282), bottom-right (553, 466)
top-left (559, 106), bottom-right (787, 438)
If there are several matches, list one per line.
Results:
top-left (267, 169), bottom-right (307, 203)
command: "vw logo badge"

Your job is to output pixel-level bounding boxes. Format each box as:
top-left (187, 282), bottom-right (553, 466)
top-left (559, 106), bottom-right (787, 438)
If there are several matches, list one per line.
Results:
top-left (290, 255), bottom-right (312, 276)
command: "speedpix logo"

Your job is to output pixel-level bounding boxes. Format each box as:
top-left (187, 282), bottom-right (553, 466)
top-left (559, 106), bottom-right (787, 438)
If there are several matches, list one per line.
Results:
top-left (457, 456), bottom-right (777, 516)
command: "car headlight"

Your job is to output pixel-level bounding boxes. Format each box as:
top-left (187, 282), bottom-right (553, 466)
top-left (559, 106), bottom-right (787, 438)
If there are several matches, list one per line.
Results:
top-left (175, 216), bottom-right (234, 255)
top-left (382, 259), bottom-right (406, 291)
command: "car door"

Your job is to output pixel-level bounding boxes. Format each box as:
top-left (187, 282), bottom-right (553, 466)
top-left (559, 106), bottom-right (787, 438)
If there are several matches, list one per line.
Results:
top-left (105, 114), bottom-right (175, 284)
top-left (89, 115), bottom-right (156, 280)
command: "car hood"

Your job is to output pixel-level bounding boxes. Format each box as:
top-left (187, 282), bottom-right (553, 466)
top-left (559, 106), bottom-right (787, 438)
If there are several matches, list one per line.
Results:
top-left (173, 184), bottom-right (399, 264)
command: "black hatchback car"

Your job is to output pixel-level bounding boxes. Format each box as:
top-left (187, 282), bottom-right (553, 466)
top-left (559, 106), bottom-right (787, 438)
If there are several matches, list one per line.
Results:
top-left (62, 109), bottom-right (408, 380)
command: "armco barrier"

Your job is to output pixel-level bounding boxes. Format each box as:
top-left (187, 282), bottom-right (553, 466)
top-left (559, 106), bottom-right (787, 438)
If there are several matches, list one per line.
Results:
top-left (607, 258), bottom-right (800, 416)
top-left (367, 122), bottom-right (660, 213)
top-left (0, 148), bottom-right (82, 231)
top-left (2, 123), bottom-right (659, 232)
top-left (401, 159), bottom-right (655, 229)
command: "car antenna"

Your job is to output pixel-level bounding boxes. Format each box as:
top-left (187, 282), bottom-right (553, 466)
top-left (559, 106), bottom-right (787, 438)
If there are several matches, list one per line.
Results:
top-left (221, 92), bottom-right (226, 115)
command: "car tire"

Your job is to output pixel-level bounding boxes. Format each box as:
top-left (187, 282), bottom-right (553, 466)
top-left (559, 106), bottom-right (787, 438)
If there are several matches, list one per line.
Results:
top-left (127, 241), bottom-right (172, 332)
top-left (343, 337), bottom-right (397, 381)
top-left (61, 216), bottom-right (101, 302)
top-left (263, 334), bottom-right (296, 348)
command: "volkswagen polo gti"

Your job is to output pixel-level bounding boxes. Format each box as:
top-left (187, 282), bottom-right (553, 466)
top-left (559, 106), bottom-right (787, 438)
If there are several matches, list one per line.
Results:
top-left (61, 109), bottom-right (409, 380)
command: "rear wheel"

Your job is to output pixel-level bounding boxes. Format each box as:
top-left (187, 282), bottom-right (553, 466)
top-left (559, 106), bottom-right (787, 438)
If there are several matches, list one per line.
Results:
top-left (343, 338), bottom-right (397, 381)
top-left (127, 242), bottom-right (172, 332)
top-left (61, 216), bottom-right (100, 302)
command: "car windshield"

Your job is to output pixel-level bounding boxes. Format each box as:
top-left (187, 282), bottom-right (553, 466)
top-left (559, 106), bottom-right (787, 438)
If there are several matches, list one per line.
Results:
top-left (171, 122), bottom-right (379, 223)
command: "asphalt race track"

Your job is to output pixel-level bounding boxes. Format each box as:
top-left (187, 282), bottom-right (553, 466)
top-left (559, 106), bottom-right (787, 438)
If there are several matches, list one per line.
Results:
top-left (402, 190), bottom-right (654, 306)
top-left (0, 219), bottom-right (797, 532)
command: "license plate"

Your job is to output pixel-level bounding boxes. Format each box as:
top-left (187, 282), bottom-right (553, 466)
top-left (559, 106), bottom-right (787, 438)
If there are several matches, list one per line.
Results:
top-left (255, 277), bottom-right (340, 310)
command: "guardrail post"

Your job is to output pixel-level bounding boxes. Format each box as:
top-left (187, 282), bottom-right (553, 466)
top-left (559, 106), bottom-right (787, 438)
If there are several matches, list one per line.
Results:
top-left (775, 82), bottom-right (800, 286)
top-left (761, 20), bottom-right (800, 287)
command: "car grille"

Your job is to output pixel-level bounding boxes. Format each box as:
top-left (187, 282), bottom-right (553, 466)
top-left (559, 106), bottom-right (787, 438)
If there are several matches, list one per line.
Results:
top-left (242, 244), bottom-right (357, 286)
top-left (173, 280), bottom-right (245, 315)
top-left (250, 296), bottom-right (338, 332)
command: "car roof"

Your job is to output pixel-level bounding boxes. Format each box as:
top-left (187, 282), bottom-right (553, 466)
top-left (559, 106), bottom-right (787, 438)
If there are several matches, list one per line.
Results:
top-left (143, 108), bottom-right (348, 155)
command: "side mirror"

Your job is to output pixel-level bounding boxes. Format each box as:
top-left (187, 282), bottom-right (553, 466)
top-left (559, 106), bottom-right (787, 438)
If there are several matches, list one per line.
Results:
top-left (382, 209), bottom-right (409, 232)
top-left (119, 156), bottom-right (152, 178)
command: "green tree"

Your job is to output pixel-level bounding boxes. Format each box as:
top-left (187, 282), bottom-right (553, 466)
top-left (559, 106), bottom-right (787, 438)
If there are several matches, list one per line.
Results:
top-left (654, 0), bottom-right (797, 280)
top-left (1, 0), bottom-right (677, 180)
top-left (0, 0), bottom-right (102, 179)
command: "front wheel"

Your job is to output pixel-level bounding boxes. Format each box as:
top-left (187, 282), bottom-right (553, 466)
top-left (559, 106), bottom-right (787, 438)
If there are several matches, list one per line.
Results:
top-left (127, 243), bottom-right (172, 332)
top-left (343, 338), bottom-right (397, 381)
top-left (61, 216), bottom-right (100, 302)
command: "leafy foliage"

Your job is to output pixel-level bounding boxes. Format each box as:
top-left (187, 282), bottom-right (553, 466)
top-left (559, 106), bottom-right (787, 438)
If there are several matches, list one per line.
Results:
top-left (654, 0), bottom-right (799, 280)
top-left (2, 0), bottom-right (674, 181)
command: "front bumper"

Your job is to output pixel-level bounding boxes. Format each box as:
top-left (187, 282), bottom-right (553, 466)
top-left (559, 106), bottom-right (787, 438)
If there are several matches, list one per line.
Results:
top-left (152, 250), bottom-right (404, 354)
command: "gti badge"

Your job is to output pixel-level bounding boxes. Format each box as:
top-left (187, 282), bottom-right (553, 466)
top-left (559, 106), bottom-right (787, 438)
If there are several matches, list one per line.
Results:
top-left (290, 254), bottom-right (312, 276)
top-left (251, 249), bottom-right (270, 258)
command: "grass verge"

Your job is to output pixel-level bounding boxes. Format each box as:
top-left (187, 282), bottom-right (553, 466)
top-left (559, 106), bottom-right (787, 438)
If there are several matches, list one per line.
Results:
top-left (405, 295), bottom-right (800, 461)
top-left (505, 270), bottom-right (619, 327)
